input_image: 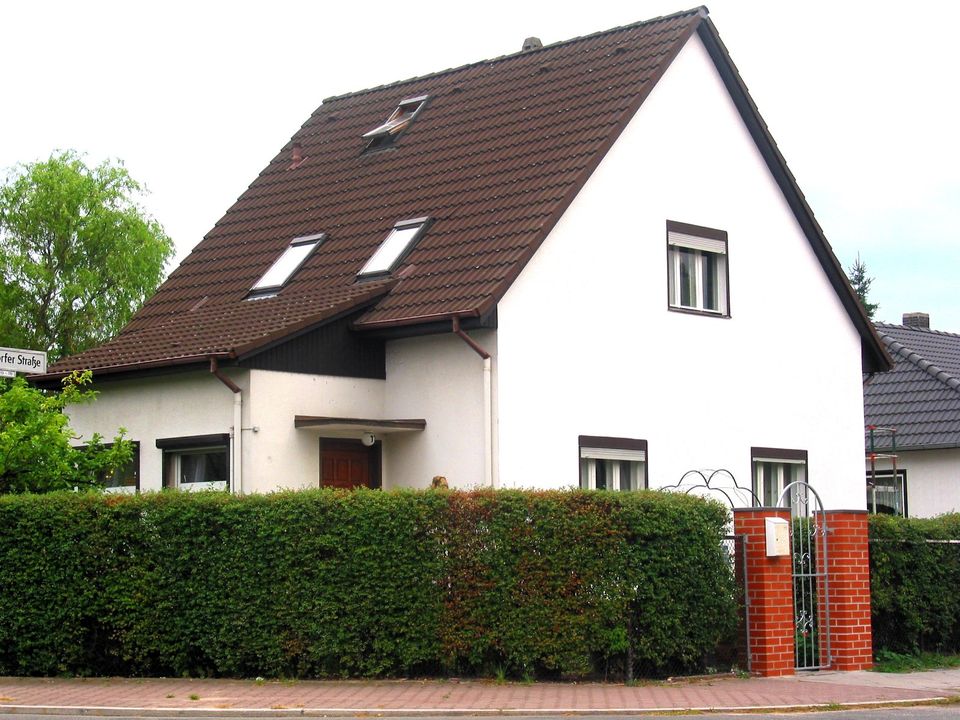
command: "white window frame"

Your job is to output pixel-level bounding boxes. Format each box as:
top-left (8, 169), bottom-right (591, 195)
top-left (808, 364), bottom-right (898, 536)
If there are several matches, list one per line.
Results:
top-left (357, 218), bottom-right (429, 278)
top-left (752, 447), bottom-right (807, 512)
top-left (362, 95), bottom-right (429, 140)
top-left (579, 436), bottom-right (647, 491)
top-left (157, 434), bottom-right (230, 492)
top-left (866, 468), bottom-right (908, 517)
top-left (667, 221), bottom-right (729, 316)
top-left (249, 232), bottom-right (326, 298)
top-left (165, 447), bottom-right (228, 491)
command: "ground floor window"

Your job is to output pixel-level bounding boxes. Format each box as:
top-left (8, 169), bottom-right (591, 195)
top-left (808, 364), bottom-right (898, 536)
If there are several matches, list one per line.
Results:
top-left (101, 442), bottom-right (140, 494)
top-left (579, 436), bottom-right (647, 491)
top-left (157, 434), bottom-right (229, 491)
top-left (752, 447), bottom-right (807, 510)
top-left (867, 469), bottom-right (907, 516)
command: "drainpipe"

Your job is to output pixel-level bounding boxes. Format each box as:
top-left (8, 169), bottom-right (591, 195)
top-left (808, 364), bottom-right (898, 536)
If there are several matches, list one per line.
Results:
top-left (210, 357), bottom-right (243, 495)
top-left (452, 316), bottom-right (497, 488)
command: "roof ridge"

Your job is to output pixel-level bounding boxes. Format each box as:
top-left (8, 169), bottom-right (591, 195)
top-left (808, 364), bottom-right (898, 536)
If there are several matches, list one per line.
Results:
top-left (876, 321), bottom-right (960, 340)
top-left (879, 333), bottom-right (960, 394)
top-left (320, 6), bottom-right (708, 105)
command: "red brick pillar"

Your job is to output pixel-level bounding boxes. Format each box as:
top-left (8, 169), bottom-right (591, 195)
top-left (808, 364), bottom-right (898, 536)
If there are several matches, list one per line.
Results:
top-left (822, 510), bottom-right (873, 670)
top-left (733, 508), bottom-right (795, 677)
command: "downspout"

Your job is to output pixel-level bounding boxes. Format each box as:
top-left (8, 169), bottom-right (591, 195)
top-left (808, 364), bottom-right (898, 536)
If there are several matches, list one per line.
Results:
top-left (210, 357), bottom-right (243, 495)
top-left (452, 316), bottom-right (497, 488)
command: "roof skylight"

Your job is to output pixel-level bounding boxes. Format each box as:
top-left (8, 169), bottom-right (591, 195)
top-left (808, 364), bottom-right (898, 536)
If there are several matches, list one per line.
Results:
top-left (362, 95), bottom-right (428, 151)
top-left (357, 218), bottom-right (429, 278)
top-left (249, 232), bottom-right (326, 298)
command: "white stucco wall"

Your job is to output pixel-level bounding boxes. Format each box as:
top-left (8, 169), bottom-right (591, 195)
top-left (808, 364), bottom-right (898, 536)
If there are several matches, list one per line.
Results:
top-left (892, 449), bottom-right (960, 517)
top-left (243, 369), bottom-right (385, 493)
top-left (67, 370), bottom-right (242, 492)
top-left (495, 34), bottom-right (867, 509)
top-left (382, 331), bottom-right (493, 489)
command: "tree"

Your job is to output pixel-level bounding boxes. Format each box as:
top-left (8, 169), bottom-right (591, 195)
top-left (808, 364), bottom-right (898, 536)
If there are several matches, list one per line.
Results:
top-left (847, 253), bottom-right (879, 320)
top-left (0, 151), bottom-right (174, 362)
top-left (0, 371), bottom-right (131, 493)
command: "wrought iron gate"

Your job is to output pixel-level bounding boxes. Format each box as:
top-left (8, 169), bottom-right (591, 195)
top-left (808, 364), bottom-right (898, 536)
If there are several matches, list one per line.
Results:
top-left (777, 481), bottom-right (830, 670)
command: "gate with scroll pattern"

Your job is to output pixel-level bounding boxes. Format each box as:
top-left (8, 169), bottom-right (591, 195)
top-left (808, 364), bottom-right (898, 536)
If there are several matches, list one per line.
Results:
top-left (778, 481), bottom-right (830, 670)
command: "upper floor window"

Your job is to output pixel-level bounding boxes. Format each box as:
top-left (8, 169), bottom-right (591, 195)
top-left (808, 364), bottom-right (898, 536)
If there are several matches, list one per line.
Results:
top-left (249, 233), bottom-right (326, 299)
top-left (362, 95), bottom-right (429, 152)
top-left (579, 436), bottom-right (647, 491)
top-left (666, 220), bottom-right (729, 316)
top-left (357, 218), bottom-right (429, 278)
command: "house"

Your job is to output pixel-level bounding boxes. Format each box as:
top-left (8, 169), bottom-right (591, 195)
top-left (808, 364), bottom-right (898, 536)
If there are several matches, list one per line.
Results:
top-left (864, 313), bottom-right (960, 517)
top-left (35, 7), bottom-right (890, 508)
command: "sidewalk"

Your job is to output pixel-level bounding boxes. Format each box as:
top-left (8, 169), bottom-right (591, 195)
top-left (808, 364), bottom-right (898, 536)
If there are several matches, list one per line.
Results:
top-left (1, 669), bottom-right (959, 716)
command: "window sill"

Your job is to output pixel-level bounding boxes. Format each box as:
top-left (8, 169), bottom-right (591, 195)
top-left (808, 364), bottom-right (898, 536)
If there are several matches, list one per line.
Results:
top-left (668, 304), bottom-right (730, 319)
top-left (104, 485), bottom-right (138, 495)
top-left (177, 481), bottom-right (228, 492)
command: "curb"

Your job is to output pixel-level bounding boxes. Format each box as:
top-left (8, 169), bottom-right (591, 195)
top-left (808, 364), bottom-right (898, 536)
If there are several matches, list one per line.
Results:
top-left (0, 697), bottom-right (954, 717)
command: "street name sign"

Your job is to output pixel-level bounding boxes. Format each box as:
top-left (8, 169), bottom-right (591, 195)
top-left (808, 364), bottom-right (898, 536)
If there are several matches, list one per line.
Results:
top-left (0, 347), bottom-right (47, 375)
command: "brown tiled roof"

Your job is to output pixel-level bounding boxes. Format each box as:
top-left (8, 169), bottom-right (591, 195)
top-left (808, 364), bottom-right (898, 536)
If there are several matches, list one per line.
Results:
top-left (48, 7), bottom-right (705, 376)
top-left (51, 281), bottom-right (392, 373)
top-left (46, 6), bottom-right (890, 378)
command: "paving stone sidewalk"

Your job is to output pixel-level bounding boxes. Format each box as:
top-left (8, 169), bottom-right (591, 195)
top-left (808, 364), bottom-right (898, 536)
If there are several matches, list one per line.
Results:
top-left (1, 669), bottom-right (958, 715)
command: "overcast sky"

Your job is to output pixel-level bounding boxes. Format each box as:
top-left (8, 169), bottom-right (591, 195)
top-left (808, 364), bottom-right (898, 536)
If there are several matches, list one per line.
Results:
top-left (2, 0), bottom-right (958, 331)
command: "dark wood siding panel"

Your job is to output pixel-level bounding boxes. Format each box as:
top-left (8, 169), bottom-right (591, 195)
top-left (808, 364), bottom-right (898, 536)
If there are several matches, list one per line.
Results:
top-left (240, 315), bottom-right (385, 378)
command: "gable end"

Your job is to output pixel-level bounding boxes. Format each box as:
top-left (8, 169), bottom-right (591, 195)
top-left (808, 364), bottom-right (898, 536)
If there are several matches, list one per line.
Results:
top-left (695, 19), bottom-right (890, 374)
top-left (239, 312), bottom-right (385, 378)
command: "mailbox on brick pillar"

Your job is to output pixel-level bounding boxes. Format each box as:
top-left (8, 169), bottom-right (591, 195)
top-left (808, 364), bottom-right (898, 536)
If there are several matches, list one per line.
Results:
top-left (734, 508), bottom-right (795, 677)
top-left (765, 517), bottom-right (790, 556)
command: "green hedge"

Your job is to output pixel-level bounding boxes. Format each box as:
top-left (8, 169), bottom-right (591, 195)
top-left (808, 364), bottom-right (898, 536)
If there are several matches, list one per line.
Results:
top-left (0, 489), bottom-right (737, 678)
top-left (870, 513), bottom-right (960, 654)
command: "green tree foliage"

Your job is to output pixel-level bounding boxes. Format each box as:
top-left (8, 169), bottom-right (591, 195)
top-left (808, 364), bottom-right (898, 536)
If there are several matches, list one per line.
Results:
top-left (0, 489), bottom-right (737, 679)
top-left (0, 371), bottom-right (131, 493)
top-left (0, 151), bottom-right (174, 361)
top-left (847, 253), bottom-right (879, 319)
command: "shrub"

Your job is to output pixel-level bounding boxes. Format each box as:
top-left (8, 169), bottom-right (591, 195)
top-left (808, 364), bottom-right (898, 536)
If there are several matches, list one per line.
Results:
top-left (0, 488), bottom-right (737, 678)
top-left (870, 513), bottom-right (960, 654)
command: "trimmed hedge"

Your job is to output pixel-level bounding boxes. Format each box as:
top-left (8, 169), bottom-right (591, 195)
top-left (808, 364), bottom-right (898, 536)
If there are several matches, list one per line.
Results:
top-left (0, 489), bottom-right (737, 678)
top-left (870, 513), bottom-right (960, 654)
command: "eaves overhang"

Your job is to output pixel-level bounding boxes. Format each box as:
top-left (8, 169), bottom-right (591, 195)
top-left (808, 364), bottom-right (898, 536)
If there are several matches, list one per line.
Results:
top-left (29, 352), bottom-right (232, 389)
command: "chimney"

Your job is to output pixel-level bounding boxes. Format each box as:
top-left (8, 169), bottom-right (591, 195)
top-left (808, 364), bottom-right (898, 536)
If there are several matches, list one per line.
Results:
top-left (522, 36), bottom-right (542, 52)
top-left (289, 142), bottom-right (303, 169)
top-left (902, 312), bottom-right (930, 329)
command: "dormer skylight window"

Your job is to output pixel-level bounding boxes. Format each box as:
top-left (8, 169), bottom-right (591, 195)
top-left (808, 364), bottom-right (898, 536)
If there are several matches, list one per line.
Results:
top-left (248, 232), bottom-right (326, 299)
top-left (362, 95), bottom-right (428, 152)
top-left (357, 218), bottom-right (429, 278)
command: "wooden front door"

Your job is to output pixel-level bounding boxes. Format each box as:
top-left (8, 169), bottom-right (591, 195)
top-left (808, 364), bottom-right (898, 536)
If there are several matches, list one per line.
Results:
top-left (319, 439), bottom-right (381, 489)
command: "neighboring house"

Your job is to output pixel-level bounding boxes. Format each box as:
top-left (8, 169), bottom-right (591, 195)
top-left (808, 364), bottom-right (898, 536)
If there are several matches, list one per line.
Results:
top-left (864, 313), bottom-right (960, 517)
top-left (35, 7), bottom-right (890, 508)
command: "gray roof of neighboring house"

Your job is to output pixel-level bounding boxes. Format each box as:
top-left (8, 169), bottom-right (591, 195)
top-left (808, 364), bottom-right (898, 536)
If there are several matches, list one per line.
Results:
top-left (864, 323), bottom-right (960, 451)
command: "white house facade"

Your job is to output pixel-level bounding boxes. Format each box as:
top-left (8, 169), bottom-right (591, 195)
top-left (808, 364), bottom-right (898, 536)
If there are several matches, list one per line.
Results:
top-left (48, 8), bottom-right (889, 508)
top-left (496, 33), bottom-right (868, 508)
